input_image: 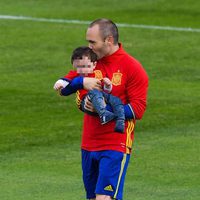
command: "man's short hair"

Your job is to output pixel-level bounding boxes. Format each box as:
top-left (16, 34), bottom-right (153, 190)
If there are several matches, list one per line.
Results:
top-left (89, 18), bottom-right (119, 44)
top-left (71, 46), bottom-right (97, 64)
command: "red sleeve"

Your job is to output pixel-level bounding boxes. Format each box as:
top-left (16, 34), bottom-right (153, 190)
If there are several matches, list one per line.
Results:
top-left (64, 70), bottom-right (78, 80)
top-left (126, 59), bottom-right (149, 120)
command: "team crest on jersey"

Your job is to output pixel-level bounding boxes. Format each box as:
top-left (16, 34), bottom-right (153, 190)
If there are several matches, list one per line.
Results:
top-left (112, 71), bottom-right (122, 86)
top-left (94, 70), bottom-right (103, 80)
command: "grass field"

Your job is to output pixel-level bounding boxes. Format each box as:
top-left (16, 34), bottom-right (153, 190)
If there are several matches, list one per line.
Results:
top-left (0, 1), bottom-right (200, 199)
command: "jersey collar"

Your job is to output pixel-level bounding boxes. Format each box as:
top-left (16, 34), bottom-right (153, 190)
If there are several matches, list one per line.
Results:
top-left (100, 43), bottom-right (125, 63)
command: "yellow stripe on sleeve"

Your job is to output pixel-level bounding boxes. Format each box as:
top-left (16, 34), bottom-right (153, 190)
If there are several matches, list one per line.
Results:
top-left (126, 120), bottom-right (134, 154)
top-left (76, 90), bottom-right (81, 108)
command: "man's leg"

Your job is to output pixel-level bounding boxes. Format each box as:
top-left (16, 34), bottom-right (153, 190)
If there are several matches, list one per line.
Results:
top-left (96, 194), bottom-right (112, 200)
top-left (89, 194), bottom-right (112, 200)
top-left (95, 150), bottom-right (130, 200)
top-left (82, 150), bottom-right (98, 199)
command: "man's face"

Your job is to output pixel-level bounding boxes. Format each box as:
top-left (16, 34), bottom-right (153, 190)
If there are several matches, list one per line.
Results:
top-left (86, 25), bottom-right (110, 59)
top-left (73, 56), bottom-right (96, 76)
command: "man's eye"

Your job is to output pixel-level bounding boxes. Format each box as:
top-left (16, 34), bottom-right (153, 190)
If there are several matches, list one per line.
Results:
top-left (88, 40), bottom-right (96, 44)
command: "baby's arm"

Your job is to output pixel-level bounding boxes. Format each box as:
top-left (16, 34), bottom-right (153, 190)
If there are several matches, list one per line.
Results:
top-left (53, 70), bottom-right (79, 95)
top-left (53, 79), bottom-right (69, 91)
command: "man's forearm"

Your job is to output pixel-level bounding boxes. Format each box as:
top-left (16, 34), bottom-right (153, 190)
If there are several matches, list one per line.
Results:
top-left (106, 104), bottom-right (135, 120)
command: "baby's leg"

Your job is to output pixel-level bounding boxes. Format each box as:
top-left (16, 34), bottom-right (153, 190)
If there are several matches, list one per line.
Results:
top-left (88, 89), bottom-right (115, 124)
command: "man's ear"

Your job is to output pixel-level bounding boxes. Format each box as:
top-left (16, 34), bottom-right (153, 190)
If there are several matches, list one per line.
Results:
top-left (106, 36), bottom-right (114, 44)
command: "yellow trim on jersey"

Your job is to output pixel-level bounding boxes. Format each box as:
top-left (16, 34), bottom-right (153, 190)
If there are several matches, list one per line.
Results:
top-left (126, 120), bottom-right (135, 154)
top-left (114, 154), bottom-right (127, 199)
top-left (76, 90), bottom-right (81, 108)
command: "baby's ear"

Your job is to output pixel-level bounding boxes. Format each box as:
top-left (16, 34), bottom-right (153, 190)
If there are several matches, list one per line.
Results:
top-left (93, 61), bottom-right (97, 67)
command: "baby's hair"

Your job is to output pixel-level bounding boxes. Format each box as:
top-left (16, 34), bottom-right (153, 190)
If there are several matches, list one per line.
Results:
top-left (71, 46), bottom-right (97, 64)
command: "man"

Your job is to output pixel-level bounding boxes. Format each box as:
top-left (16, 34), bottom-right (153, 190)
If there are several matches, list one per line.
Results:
top-left (56, 19), bottom-right (148, 200)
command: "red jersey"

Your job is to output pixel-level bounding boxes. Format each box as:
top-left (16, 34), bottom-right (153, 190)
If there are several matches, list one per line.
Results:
top-left (65, 44), bottom-right (148, 154)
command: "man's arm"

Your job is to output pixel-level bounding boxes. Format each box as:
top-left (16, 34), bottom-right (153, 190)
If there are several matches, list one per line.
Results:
top-left (126, 61), bottom-right (149, 120)
top-left (105, 104), bottom-right (134, 119)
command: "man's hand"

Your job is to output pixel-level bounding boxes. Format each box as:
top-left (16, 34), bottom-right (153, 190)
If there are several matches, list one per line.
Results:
top-left (83, 96), bottom-right (96, 112)
top-left (83, 77), bottom-right (102, 91)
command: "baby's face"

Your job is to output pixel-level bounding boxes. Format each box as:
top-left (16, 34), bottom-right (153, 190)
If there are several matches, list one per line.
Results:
top-left (73, 56), bottom-right (96, 76)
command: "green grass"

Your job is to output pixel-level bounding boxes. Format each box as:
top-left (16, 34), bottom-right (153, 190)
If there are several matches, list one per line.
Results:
top-left (0, 0), bottom-right (200, 199)
top-left (0, 0), bottom-right (200, 27)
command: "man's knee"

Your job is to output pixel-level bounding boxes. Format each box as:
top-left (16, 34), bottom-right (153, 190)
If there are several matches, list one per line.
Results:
top-left (96, 194), bottom-right (112, 200)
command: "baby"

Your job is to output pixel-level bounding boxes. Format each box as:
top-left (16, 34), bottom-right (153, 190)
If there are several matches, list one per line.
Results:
top-left (54, 46), bottom-right (125, 133)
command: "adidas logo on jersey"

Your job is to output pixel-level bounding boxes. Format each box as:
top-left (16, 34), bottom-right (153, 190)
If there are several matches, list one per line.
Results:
top-left (104, 185), bottom-right (114, 192)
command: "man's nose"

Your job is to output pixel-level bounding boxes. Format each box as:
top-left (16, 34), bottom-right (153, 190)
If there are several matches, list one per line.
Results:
top-left (88, 43), bottom-right (93, 49)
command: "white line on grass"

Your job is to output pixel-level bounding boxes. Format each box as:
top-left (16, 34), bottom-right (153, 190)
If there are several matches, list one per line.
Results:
top-left (0, 15), bottom-right (200, 33)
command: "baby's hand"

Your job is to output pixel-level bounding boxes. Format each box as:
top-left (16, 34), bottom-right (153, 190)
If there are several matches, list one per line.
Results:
top-left (53, 79), bottom-right (69, 91)
top-left (103, 78), bottom-right (112, 93)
